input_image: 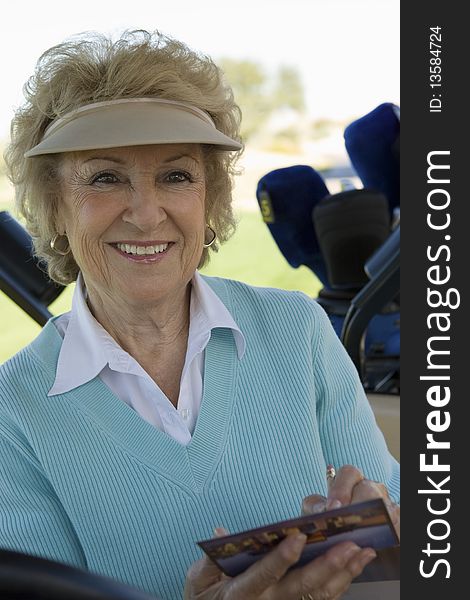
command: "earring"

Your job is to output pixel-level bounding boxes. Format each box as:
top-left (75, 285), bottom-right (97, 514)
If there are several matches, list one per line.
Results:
top-left (203, 226), bottom-right (217, 248)
top-left (50, 233), bottom-right (71, 256)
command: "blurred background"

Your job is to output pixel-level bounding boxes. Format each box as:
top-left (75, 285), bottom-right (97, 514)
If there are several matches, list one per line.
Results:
top-left (0, 0), bottom-right (399, 362)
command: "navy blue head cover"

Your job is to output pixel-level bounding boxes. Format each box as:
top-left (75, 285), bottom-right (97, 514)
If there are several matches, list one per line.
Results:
top-left (344, 103), bottom-right (400, 214)
top-left (256, 165), bottom-right (330, 285)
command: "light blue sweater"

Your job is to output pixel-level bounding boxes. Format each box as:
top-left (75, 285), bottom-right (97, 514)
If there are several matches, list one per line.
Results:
top-left (0, 277), bottom-right (399, 599)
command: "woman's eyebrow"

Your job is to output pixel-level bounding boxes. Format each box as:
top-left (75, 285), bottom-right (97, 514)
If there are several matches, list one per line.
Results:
top-left (81, 153), bottom-right (201, 165)
top-left (82, 156), bottom-right (126, 164)
top-left (162, 153), bottom-right (201, 165)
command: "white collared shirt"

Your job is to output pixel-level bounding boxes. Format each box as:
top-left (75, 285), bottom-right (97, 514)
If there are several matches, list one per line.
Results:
top-left (49, 272), bottom-right (245, 445)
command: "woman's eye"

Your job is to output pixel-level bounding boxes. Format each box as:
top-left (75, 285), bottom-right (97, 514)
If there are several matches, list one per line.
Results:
top-left (90, 172), bottom-right (119, 185)
top-left (166, 170), bottom-right (191, 184)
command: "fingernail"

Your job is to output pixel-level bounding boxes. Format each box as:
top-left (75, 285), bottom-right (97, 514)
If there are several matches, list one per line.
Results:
top-left (214, 527), bottom-right (228, 537)
top-left (344, 545), bottom-right (361, 560)
top-left (309, 501), bottom-right (327, 514)
top-left (326, 499), bottom-right (342, 510)
top-left (360, 549), bottom-right (377, 565)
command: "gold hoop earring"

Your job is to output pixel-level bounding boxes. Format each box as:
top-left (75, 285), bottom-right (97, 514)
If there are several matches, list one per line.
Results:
top-left (50, 233), bottom-right (71, 256)
top-left (203, 226), bottom-right (217, 248)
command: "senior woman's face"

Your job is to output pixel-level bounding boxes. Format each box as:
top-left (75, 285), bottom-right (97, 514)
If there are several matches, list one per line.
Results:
top-left (57, 144), bottom-right (206, 307)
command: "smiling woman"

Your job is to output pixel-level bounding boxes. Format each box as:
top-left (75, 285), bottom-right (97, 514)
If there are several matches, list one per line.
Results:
top-left (58, 145), bottom-right (207, 306)
top-left (0, 29), bottom-right (399, 600)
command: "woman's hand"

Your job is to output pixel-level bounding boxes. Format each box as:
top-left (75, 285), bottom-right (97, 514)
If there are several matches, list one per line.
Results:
top-left (301, 465), bottom-right (400, 540)
top-left (184, 531), bottom-right (376, 600)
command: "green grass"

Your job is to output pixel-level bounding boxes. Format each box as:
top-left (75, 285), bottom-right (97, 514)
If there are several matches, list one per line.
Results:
top-left (0, 209), bottom-right (321, 364)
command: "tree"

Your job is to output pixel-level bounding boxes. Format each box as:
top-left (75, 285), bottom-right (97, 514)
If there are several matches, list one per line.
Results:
top-left (219, 58), bottom-right (272, 139)
top-left (219, 59), bottom-right (306, 141)
top-left (272, 66), bottom-right (305, 112)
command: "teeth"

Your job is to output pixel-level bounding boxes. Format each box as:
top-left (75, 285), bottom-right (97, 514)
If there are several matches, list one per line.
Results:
top-left (116, 243), bottom-right (168, 255)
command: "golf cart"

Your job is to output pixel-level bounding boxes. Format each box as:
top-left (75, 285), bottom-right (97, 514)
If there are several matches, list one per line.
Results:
top-left (0, 103), bottom-right (400, 599)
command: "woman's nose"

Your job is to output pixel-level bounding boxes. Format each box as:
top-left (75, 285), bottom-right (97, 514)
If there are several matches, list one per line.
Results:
top-left (121, 183), bottom-right (167, 231)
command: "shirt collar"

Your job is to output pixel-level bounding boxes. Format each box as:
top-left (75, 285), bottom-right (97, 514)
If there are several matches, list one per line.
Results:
top-left (48, 271), bottom-right (245, 396)
top-left (48, 273), bottom-right (111, 395)
top-left (191, 271), bottom-right (246, 359)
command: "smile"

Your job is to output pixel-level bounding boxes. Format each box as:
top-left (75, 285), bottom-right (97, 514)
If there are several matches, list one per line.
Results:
top-left (115, 242), bottom-right (169, 255)
top-left (110, 241), bottom-right (173, 262)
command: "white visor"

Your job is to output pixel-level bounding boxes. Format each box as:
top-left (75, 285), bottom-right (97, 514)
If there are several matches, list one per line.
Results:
top-left (24, 98), bottom-right (242, 157)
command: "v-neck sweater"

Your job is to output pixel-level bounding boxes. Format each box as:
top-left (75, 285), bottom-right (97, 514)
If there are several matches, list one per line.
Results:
top-left (0, 276), bottom-right (399, 599)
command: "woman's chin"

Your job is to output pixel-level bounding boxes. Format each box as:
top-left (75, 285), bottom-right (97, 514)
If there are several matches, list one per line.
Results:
top-left (110, 275), bottom-right (188, 308)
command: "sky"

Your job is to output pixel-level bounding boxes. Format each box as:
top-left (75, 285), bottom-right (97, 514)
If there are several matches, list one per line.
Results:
top-left (0, 0), bottom-right (399, 141)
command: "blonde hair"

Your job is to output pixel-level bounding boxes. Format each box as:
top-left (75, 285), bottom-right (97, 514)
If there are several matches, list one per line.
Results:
top-left (4, 29), bottom-right (243, 284)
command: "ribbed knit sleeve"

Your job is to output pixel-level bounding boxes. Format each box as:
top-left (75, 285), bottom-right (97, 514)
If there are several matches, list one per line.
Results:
top-left (308, 297), bottom-right (400, 503)
top-left (0, 417), bottom-right (87, 568)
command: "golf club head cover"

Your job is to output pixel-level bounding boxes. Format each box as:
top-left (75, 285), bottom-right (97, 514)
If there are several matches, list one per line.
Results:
top-left (344, 103), bottom-right (400, 214)
top-left (256, 165), bottom-right (330, 285)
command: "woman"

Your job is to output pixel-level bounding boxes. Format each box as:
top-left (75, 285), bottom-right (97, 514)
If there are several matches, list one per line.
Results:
top-left (1, 30), bottom-right (399, 599)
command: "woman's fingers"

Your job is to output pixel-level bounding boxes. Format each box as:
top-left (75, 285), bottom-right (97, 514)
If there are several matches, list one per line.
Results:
top-left (184, 527), bottom-right (230, 598)
top-left (185, 528), bottom-right (381, 600)
top-left (226, 533), bottom-right (307, 599)
top-left (301, 494), bottom-right (327, 515)
top-left (326, 465), bottom-right (365, 509)
top-left (184, 555), bottom-right (225, 597)
top-left (274, 541), bottom-right (377, 600)
top-left (348, 479), bottom-right (388, 504)
top-left (341, 474), bottom-right (401, 541)
top-left (304, 465), bottom-right (400, 542)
